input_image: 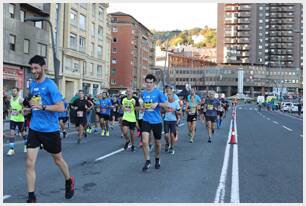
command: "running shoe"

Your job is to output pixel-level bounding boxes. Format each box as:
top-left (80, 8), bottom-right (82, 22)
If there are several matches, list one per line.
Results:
top-left (169, 147), bottom-right (175, 155)
top-left (24, 145), bottom-right (27, 153)
top-left (101, 130), bottom-right (105, 136)
top-left (212, 129), bottom-right (215, 134)
top-left (208, 137), bottom-right (212, 143)
top-left (165, 143), bottom-right (169, 152)
top-left (26, 197), bottom-right (36, 203)
top-left (142, 160), bottom-right (151, 172)
top-left (65, 176), bottom-right (75, 199)
top-left (189, 139), bottom-right (193, 143)
top-left (155, 159), bottom-right (161, 169)
top-left (138, 141), bottom-right (143, 147)
top-left (131, 145), bottom-right (135, 152)
top-left (63, 131), bottom-right (67, 139)
top-left (106, 131), bottom-right (110, 136)
top-left (6, 149), bottom-right (15, 156)
top-left (84, 132), bottom-right (87, 138)
top-left (124, 140), bottom-right (130, 150)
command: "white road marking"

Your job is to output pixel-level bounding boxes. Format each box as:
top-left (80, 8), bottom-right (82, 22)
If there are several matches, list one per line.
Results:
top-left (214, 120), bottom-right (233, 203)
top-left (249, 108), bottom-right (252, 110)
top-left (273, 121), bottom-right (279, 124)
top-left (231, 116), bottom-right (240, 203)
top-left (267, 117), bottom-right (270, 120)
top-left (3, 195), bottom-right (11, 200)
top-left (282, 126), bottom-right (293, 131)
top-left (300, 135), bottom-right (303, 138)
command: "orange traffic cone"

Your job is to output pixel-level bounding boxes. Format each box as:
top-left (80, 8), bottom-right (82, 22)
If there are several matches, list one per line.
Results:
top-left (229, 126), bottom-right (237, 144)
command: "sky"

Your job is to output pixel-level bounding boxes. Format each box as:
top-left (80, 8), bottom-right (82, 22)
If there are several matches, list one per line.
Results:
top-left (108, 3), bottom-right (218, 31)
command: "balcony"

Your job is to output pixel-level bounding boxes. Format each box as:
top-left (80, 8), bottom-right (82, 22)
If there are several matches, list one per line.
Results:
top-left (238, 5), bottom-right (251, 11)
top-left (237, 12), bottom-right (251, 18)
top-left (237, 19), bottom-right (250, 24)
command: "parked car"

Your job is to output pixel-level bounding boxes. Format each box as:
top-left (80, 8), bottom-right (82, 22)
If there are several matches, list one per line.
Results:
top-left (281, 102), bottom-right (293, 112)
top-left (289, 103), bottom-right (303, 113)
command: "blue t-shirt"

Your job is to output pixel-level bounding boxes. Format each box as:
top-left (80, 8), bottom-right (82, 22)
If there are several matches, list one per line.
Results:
top-left (205, 98), bottom-right (220, 117)
top-left (97, 98), bottom-right (112, 115)
top-left (29, 78), bottom-right (63, 132)
top-left (58, 100), bottom-right (69, 118)
top-left (165, 93), bottom-right (179, 103)
top-left (141, 88), bottom-right (167, 124)
top-left (164, 101), bottom-right (180, 121)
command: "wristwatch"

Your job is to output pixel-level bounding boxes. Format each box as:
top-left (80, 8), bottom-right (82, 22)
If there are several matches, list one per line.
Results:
top-left (42, 105), bottom-right (47, 110)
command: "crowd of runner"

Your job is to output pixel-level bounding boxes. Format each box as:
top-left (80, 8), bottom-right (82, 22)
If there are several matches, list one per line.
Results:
top-left (4, 55), bottom-right (230, 203)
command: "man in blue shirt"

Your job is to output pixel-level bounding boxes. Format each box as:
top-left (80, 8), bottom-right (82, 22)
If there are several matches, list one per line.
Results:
top-left (163, 93), bottom-right (181, 155)
top-left (26, 55), bottom-right (74, 203)
top-left (96, 91), bottom-right (112, 136)
top-left (141, 74), bottom-right (168, 171)
top-left (204, 91), bottom-right (220, 143)
top-left (58, 97), bottom-right (69, 139)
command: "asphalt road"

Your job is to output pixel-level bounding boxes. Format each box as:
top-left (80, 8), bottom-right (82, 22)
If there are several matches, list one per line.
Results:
top-left (3, 104), bottom-right (303, 203)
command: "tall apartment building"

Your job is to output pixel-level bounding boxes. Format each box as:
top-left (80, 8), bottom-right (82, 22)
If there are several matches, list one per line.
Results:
top-left (50, 3), bottom-right (110, 100)
top-left (3, 3), bottom-right (50, 95)
top-left (217, 3), bottom-right (303, 69)
top-left (110, 12), bottom-right (155, 91)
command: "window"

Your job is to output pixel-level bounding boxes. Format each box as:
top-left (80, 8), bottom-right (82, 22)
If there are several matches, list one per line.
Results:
top-left (112, 48), bottom-right (117, 53)
top-left (92, 3), bottom-right (96, 17)
top-left (9, 4), bottom-right (15, 18)
top-left (24, 39), bottom-right (30, 54)
top-left (35, 21), bottom-right (43, 29)
top-left (98, 7), bottom-right (104, 19)
top-left (113, 17), bottom-right (117, 22)
top-left (70, 9), bottom-right (77, 26)
top-left (80, 3), bottom-right (87, 9)
top-left (112, 58), bottom-right (117, 64)
top-left (73, 60), bottom-right (80, 72)
top-left (98, 26), bottom-right (103, 39)
top-left (9, 34), bottom-right (16, 51)
top-left (97, 65), bottom-right (102, 75)
top-left (69, 33), bottom-right (77, 49)
top-left (111, 68), bottom-right (116, 75)
top-left (20, 9), bottom-right (25, 22)
top-left (38, 43), bottom-right (47, 57)
top-left (97, 46), bottom-right (102, 58)
top-left (91, 22), bottom-right (95, 36)
top-left (90, 42), bottom-right (94, 56)
top-left (79, 14), bottom-right (86, 30)
top-left (112, 27), bottom-right (118, 32)
top-left (113, 37), bottom-right (117, 43)
top-left (79, 36), bottom-right (86, 52)
top-left (111, 79), bottom-right (116, 85)
top-left (83, 61), bottom-right (87, 74)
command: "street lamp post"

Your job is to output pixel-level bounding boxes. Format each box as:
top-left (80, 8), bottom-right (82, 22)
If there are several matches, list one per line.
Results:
top-left (24, 17), bottom-right (60, 86)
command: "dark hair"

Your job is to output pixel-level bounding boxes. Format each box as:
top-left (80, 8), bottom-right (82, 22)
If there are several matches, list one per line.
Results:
top-left (12, 87), bottom-right (19, 91)
top-left (145, 74), bottom-right (156, 82)
top-left (28, 55), bottom-right (46, 66)
top-left (79, 90), bottom-right (84, 93)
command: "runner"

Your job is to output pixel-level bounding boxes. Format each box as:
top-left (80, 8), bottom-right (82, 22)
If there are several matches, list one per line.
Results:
top-left (26, 55), bottom-right (74, 203)
top-left (85, 94), bottom-right (95, 134)
top-left (121, 88), bottom-right (140, 152)
top-left (71, 90), bottom-right (92, 143)
top-left (163, 93), bottom-right (181, 154)
top-left (216, 94), bottom-right (224, 129)
top-left (58, 97), bottom-right (69, 139)
top-left (186, 94), bottom-right (199, 143)
top-left (141, 74), bottom-right (168, 172)
top-left (204, 91), bottom-right (220, 143)
top-left (7, 87), bottom-right (27, 155)
top-left (117, 93), bottom-right (125, 138)
top-left (110, 95), bottom-right (120, 130)
top-left (97, 91), bottom-right (112, 136)
top-left (136, 93), bottom-right (144, 147)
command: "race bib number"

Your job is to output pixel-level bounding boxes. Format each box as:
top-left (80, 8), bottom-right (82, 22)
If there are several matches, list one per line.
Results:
top-left (11, 110), bottom-right (18, 116)
top-left (125, 106), bottom-right (132, 113)
top-left (77, 111), bottom-right (84, 117)
top-left (207, 104), bottom-right (214, 110)
top-left (101, 108), bottom-right (107, 113)
top-left (188, 109), bottom-right (195, 115)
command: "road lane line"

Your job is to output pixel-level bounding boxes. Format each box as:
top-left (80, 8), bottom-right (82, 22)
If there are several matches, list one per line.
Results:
top-left (282, 126), bottom-right (293, 131)
top-left (214, 120), bottom-right (232, 203)
top-left (3, 195), bottom-right (11, 200)
top-left (273, 121), bottom-right (279, 124)
top-left (231, 116), bottom-right (240, 203)
top-left (266, 117), bottom-right (270, 120)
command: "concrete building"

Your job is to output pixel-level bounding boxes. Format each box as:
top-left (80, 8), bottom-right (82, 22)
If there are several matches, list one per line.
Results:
top-left (217, 3), bottom-right (303, 69)
top-left (49, 3), bottom-right (110, 100)
top-left (109, 12), bottom-right (155, 91)
top-left (3, 3), bottom-right (50, 96)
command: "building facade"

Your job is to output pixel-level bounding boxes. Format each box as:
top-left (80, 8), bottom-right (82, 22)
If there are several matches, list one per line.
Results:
top-left (51, 3), bottom-right (110, 100)
top-left (110, 12), bottom-right (155, 91)
top-left (217, 3), bottom-right (303, 69)
top-left (3, 3), bottom-right (50, 96)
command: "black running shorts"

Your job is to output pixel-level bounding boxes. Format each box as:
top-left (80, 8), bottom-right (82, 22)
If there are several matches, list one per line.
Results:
top-left (75, 117), bottom-right (87, 127)
top-left (59, 117), bottom-right (69, 123)
top-left (27, 128), bottom-right (61, 154)
top-left (10, 120), bottom-right (24, 132)
top-left (99, 114), bottom-right (110, 121)
top-left (142, 121), bottom-right (162, 140)
top-left (206, 116), bottom-right (217, 122)
top-left (187, 114), bottom-right (197, 122)
top-left (164, 121), bottom-right (177, 134)
top-left (122, 120), bottom-right (136, 130)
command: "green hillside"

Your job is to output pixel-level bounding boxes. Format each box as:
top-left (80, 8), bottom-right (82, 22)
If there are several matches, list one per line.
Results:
top-left (152, 26), bottom-right (216, 48)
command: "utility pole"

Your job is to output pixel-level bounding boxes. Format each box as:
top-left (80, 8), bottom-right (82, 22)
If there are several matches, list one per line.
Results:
top-left (163, 40), bottom-right (169, 90)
